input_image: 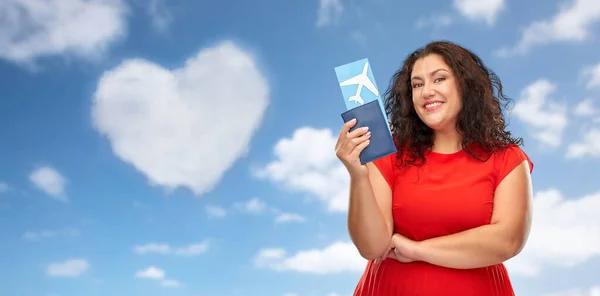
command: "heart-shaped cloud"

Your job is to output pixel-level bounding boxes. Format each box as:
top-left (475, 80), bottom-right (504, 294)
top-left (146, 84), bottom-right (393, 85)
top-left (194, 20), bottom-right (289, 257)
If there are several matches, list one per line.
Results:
top-left (91, 41), bottom-right (270, 196)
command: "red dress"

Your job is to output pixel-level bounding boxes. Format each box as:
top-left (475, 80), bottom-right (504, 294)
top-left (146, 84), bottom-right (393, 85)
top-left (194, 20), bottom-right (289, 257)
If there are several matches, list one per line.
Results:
top-left (353, 144), bottom-right (533, 296)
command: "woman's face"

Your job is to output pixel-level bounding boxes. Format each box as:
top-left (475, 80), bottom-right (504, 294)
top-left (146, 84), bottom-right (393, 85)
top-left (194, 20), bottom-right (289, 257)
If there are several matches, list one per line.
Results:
top-left (410, 54), bottom-right (462, 133)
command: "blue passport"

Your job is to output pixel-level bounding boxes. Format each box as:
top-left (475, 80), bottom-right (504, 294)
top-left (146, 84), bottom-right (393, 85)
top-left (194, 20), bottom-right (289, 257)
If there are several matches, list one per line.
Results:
top-left (335, 58), bottom-right (397, 164)
top-left (341, 101), bottom-right (397, 164)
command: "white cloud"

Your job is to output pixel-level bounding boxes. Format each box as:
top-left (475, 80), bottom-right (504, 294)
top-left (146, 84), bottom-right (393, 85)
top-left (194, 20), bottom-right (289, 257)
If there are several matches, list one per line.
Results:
top-left (512, 79), bottom-right (568, 148)
top-left (135, 266), bottom-right (165, 279)
top-left (0, 182), bottom-right (9, 194)
top-left (316, 0), bottom-right (343, 27)
top-left (496, 0), bottom-right (600, 56)
top-left (574, 98), bottom-right (598, 117)
top-left (143, 0), bottom-right (171, 32)
top-left (581, 62), bottom-right (600, 90)
top-left (543, 285), bottom-right (600, 296)
top-left (230, 198), bottom-right (306, 223)
top-left (135, 266), bottom-right (182, 288)
top-left (0, 0), bottom-right (128, 66)
top-left (134, 243), bottom-right (171, 254)
top-left (23, 228), bottom-right (79, 241)
top-left (205, 205), bottom-right (227, 217)
top-left (505, 189), bottom-right (600, 277)
top-left (91, 41), bottom-right (269, 197)
top-left (133, 241), bottom-right (209, 256)
top-left (213, 197), bottom-right (306, 224)
top-left (453, 0), bottom-right (505, 25)
top-left (29, 166), bottom-right (68, 201)
top-left (566, 124), bottom-right (600, 158)
top-left (415, 13), bottom-right (454, 30)
top-left (567, 98), bottom-right (600, 158)
top-left (234, 197), bottom-right (267, 214)
top-left (255, 248), bottom-right (286, 264)
top-left (46, 259), bottom-right (89, 277)
top-left (275, 213), bottom-right (306, 223)
top-left (173, 242), bottom-right (209, 256)
top-left (255, 127), bottom-right (350, 213)
top-left (254, 241), bottom-right (366, 274)
top-left (350, 31), bottom-right (367, 44)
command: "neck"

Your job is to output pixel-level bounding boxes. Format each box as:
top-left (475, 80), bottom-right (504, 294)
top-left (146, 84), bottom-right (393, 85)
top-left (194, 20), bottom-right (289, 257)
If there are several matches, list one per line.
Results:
top-left (431, 128), bottom-right (463, 154)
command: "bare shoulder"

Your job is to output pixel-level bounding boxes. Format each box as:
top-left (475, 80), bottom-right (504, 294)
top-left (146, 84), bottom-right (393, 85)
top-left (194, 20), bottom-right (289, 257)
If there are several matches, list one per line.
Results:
top-left (490, 144), bottom-right (534, 227)
top-left (366, 161), bottom-right (392, 194)
top-left (492, 144), bottom-right (534, 188)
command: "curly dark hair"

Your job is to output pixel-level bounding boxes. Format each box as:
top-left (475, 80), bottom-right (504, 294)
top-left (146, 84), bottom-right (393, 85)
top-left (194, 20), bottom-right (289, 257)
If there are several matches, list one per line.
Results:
top-left (383, 40), bottom-right (523, 168)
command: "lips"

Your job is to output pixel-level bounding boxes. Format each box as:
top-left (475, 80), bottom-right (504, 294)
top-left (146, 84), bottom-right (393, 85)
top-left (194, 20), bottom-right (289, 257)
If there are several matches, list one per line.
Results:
top-left (425, 101), bottom-right (443, 109)
top-left (423, 100), bottom-right (444, 111)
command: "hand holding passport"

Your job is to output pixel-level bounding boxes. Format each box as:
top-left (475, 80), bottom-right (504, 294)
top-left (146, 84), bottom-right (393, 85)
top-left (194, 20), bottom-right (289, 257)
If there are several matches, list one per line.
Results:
top-left (334, 58), bottom-right (397, 166)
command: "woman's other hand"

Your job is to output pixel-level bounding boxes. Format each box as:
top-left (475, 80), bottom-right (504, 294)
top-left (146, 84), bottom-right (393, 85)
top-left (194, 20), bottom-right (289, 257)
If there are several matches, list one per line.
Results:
top-left (389, 248), bottom-right (416, 263)
top-left (391, 233), bottom-right (420, 262)
top-left (374, 234), bottom-right (418, 264)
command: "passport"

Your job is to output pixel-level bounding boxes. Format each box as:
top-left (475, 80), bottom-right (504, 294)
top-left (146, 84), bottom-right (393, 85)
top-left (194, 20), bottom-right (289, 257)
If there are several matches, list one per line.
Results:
top-left (335, 58), bottom-right (397, 164)
top-left (341, 101), bottom-right (397, 164)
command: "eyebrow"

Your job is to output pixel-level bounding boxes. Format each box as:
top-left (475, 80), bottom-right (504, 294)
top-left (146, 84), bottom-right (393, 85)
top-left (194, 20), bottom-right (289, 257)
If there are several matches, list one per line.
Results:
top-left (411, 68), bottom-right (449, 81)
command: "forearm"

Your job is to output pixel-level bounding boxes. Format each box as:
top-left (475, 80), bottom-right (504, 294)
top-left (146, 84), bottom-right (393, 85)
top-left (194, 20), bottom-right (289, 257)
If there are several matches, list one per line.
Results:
top-left (347, 174), bottom-right (391, 260)
top-left (412, 224), bottom-right (523, 269)
top-left (404, 158), bottom-right (533, 269)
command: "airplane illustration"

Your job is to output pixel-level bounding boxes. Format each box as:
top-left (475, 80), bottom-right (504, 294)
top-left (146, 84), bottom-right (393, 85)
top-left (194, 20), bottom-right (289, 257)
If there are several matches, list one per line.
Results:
top-left (339, 61), bottom-right (379, 105)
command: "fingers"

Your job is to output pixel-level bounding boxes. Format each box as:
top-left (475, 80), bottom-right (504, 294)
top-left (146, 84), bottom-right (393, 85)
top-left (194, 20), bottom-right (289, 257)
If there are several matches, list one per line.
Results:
top-left (375, 248), bottom-right (392, 264)
top-left (394, 250), bottom-right (413, 263)
top-left (338, 119), bottom-right (369, 143)
top-left (336, 119), bottom-right (357, 150)
top-left (339, 118), bottom-right (357, 139)
top-left (344, 126), bottom-right (370, 148)
top-left (338, 132), bottom-right (370, 157)
top-left (348, 125), bottom-right (370, 138)
top-left (385, 249), bottom-right (395, 259)
top-left (336, 120), bottom-right (370, 155)
top-left (375, 242), bottom-right (393, 264)
top-left (349, 132), bottom-right (371, 158)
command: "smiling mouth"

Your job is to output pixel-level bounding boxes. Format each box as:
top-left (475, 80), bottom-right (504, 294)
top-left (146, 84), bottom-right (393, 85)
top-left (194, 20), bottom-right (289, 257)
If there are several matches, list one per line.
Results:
top-left (424, 101), bottom-right (444, 110)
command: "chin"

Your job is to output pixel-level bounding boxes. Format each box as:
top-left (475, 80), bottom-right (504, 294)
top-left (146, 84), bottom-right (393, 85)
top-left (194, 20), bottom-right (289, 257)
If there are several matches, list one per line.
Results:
top-left (423, 121), bottom-right (445, 131)
top-left (419, 114), bottom-right (444, 128)
top-left (418, 109), bottom-right (457, 131)
top-left (421, 115), bottom-right (456, 132)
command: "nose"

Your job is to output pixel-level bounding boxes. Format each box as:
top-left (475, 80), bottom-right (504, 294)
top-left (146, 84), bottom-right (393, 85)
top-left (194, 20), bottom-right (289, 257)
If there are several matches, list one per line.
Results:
top-left (421, 82), bottom-right (435, 99)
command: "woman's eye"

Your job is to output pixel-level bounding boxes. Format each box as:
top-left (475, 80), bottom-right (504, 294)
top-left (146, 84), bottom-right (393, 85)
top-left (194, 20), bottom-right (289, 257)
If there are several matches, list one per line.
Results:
top-left (412, 83), bottom-right (422, 88)
top-left (434, 77), bottom-right (446, 83)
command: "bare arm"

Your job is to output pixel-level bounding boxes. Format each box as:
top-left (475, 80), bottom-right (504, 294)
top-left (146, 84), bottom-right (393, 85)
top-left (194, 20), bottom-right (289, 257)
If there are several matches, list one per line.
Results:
top-left (403, 160), bottom-right (533, 269)
top-left (347, 162), bottom-right (394, 260)
top-left (335, 119), bottom-right (394, 261)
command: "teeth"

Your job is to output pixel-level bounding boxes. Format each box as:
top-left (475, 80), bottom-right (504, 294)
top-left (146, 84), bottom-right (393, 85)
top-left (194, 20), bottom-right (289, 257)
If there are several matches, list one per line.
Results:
top-left (425, 102), bottom-right (442, 108)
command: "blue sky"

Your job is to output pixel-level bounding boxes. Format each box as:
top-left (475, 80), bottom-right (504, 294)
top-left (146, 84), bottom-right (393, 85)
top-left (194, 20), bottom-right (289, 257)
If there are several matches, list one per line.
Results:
top-left (1, 0), bottom-right (600, 295)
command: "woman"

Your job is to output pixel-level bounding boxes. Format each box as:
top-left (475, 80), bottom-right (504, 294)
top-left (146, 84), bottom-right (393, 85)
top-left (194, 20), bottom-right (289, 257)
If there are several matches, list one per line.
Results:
top-left (335, 40), bottom-right (534, 295)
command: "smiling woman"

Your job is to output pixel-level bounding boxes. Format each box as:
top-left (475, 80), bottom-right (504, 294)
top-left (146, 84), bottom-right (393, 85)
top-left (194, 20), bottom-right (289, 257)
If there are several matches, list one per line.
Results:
top-left (334, 40), bottom-right (534, 296)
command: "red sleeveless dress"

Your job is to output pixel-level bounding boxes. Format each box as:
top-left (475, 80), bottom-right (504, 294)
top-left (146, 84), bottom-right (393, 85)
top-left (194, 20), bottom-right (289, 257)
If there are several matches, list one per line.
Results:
top-left (353, 144), bottom-right (533, 296)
